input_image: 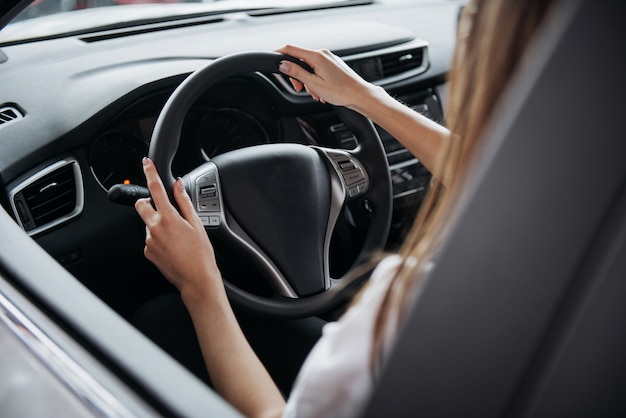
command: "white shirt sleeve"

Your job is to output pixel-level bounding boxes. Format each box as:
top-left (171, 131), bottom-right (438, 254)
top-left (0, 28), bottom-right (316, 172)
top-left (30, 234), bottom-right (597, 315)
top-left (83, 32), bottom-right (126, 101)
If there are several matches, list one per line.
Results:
top-left (282, 255), bottom-right (402, 418)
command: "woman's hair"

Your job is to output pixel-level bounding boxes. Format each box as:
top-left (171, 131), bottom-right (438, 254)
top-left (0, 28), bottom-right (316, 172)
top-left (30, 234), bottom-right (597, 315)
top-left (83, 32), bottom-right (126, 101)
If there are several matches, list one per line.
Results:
top-left (371, 0), bottom-right (557, 369)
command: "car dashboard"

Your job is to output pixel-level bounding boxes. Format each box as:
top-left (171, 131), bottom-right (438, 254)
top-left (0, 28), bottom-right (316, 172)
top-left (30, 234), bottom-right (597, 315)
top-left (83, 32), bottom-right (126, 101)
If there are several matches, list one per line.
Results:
top-left (0, 0), bottom-right (460, 319)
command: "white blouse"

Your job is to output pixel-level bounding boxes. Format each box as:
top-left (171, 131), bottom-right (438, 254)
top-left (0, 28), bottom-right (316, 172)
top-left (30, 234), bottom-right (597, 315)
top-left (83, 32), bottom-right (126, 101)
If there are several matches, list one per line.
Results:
top-left (282, 255), bottom-right (402, 418)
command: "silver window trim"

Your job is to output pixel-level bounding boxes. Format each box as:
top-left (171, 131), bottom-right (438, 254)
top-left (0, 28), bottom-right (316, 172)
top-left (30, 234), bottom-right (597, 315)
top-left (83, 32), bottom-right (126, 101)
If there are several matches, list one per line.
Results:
top-left (0, 286), bottom-right (136, 418)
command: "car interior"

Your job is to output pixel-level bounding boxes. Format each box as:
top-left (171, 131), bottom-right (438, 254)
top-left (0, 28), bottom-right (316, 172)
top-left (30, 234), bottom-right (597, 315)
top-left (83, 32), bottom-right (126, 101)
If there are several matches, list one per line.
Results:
top-left (0, 0), bottom-right (459, 414)
top-left (2, 5), bottom-right (450, 322)
top-left (0, 0), bottom-right (624, 416)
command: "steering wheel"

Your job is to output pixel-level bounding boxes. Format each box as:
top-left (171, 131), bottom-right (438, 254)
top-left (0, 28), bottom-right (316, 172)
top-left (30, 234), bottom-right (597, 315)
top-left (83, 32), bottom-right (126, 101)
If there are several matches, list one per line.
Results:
top-left (149, 51), bottom-right (392, 318)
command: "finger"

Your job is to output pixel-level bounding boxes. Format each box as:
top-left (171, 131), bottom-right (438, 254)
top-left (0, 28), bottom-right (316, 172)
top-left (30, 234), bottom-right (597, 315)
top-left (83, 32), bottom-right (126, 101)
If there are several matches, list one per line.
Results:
top-left (143, 226), bottom-right (154, 260)
top-left (135, 196), bottom-right (155, 223)
top-left (275, 44), bottom-right (317, 63)
top-left (173, 178), bottom-right (199, 225)
top-left (304, 85), bottom-right (321, 102)
top-left (279, 60), bottom-right (315, 86)
top-left (288, 76), bottom-right (304, 92)
top-left (142, 157), bottom-right (174, 213)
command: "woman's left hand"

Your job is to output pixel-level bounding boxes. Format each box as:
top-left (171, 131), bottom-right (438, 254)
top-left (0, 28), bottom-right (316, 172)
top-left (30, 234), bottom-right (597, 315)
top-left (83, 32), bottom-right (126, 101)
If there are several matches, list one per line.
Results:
top-left (134, 157), bottom-right (223, 302)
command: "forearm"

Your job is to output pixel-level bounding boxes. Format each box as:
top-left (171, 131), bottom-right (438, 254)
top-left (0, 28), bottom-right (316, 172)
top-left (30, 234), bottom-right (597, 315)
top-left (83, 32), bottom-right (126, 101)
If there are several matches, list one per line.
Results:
top-left (349, 84), bottom-right (450, 179)
top-left (182, 283), bottom-right (285, 418)
top-left (136, 158), bottom-right (284, 417)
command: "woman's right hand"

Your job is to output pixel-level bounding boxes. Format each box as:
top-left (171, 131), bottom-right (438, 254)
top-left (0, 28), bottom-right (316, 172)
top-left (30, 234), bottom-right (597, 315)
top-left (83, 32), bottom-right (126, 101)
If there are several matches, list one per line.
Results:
top-left (276, 45), bottom-right (450, 182)
top-left (275, 44), bottom-right (377, 109)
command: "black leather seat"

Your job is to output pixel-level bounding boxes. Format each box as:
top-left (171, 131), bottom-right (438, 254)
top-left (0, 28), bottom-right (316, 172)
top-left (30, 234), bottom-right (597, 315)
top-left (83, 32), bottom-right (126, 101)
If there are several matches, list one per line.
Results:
top-left (363, 0), bottom-right (626, 416)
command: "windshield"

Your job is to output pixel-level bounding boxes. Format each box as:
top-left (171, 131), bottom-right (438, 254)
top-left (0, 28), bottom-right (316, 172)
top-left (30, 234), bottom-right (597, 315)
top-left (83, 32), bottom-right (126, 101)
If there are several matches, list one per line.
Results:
top-left (1, 0), bottom-right (366, 44)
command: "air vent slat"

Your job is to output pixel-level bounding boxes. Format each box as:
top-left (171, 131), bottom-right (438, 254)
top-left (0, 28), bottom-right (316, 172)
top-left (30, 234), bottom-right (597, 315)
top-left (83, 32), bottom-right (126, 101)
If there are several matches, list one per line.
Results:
top-left (379, 48), bottom-right (424, 78)
top-left (0, 106), bottom-right (24, 126)
top-left (30, 190), bottom-right (75, 217)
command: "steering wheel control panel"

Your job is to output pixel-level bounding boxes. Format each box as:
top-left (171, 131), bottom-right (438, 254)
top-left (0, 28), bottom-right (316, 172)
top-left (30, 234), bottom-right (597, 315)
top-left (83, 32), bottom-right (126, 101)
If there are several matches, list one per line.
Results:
top-left (318, 148), bottom-right (369, 200)
top-left (193, 164), bottom-right (223, 228)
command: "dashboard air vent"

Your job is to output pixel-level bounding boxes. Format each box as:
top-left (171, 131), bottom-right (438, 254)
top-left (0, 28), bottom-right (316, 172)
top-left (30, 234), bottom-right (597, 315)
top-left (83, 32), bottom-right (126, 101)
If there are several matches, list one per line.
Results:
top-left (10, 159), bottom-right (84, 236)
top-left (345, 42), bottom-right (428, 83)
top-left (0, 105), bottom-right (24, 126)
top-left (379, 48), bottom-right (424, 79)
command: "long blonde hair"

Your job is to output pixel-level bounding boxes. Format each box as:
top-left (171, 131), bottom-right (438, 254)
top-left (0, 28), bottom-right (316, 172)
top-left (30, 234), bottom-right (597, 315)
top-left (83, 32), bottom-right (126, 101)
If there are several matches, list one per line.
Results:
top-left (371, 0), bottom-right (556, 369)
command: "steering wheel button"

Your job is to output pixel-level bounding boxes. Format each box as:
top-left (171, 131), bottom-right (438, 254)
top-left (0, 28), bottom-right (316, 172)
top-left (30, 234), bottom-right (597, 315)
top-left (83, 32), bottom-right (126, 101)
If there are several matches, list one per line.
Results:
top-left (196, 172), bottom-right (215, 184)
top-left (198, 199), bottom-right (220, 212)
top-left (200, 185), bottom-right (217, 197)
top-left (339, 161), bottom-right (356, 170)
top-left (344, 171), bottom-right (365, 185)
top-left (348, 181), bottom-right (369, 198)
top-left (199, 215), bottom-right (221, 227)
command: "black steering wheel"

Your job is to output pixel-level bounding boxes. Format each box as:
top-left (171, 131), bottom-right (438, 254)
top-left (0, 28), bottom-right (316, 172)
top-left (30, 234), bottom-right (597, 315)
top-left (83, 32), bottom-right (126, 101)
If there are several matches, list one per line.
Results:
top-left (149, 51), bottom-right (392, 318)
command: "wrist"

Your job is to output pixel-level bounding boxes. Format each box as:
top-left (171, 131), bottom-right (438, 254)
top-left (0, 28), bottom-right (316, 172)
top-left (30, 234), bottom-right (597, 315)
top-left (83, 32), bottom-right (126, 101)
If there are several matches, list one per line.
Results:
top-left (349, 84), bottom-right (388, 117)
top-left (179, 270), bottom-right (226, 313)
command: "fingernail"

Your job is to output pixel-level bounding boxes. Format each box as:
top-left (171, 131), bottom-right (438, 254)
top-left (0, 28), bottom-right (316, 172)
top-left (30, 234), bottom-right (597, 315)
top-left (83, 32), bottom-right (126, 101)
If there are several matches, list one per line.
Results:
top-left (176, 177), bottom-right (186, 193)
top-left (279, 61), bottom-right (289, 72)
top-left (142, 157), bottom-right (149, 166)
